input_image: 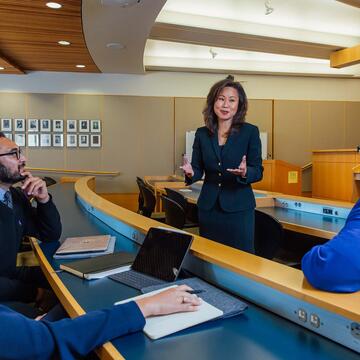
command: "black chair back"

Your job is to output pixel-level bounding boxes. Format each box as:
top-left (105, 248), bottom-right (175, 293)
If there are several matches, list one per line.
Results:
top-left (165, 187), bottom-right (199, 224)
top-left (161, 195), bottom-right (187, 229)
top-left (139, 182), bottom-right (156, 217)
top-left (43, 176), bottom-right (57, 187)
top-left (136, 177), bottom-right (145, 214)
top-left (254, 209), bottom-right (282, 260)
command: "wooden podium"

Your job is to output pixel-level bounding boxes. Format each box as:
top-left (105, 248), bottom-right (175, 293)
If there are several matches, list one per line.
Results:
top-left (312, 149), bottom-right (360, 202)
top-left (252, 160), bottom-right (302, 195)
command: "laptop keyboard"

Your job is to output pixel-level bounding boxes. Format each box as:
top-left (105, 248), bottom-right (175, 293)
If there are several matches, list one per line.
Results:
top-left (109, 270), bottom-right (167, 290)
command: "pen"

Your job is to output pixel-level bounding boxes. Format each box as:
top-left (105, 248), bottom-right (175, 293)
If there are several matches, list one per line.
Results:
top-left (186, 289), bottom-right (205, 295)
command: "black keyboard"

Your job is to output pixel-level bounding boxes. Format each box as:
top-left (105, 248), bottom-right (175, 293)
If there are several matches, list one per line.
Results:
top-left (109, 270), bottom-right (166, 290)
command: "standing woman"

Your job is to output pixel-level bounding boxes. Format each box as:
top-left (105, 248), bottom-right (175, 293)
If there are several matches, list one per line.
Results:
top-left (181, 75), bottom-right (263, 253)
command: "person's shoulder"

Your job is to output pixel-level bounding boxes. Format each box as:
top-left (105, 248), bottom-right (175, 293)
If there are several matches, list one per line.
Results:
top-left (243, 122), bottom-right (258, 131)
top-left (195, 126), bottom-right (211, 136)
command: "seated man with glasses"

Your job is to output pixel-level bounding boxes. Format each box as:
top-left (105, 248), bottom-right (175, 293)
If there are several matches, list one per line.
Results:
top-left (0, 132), bottom-right (62, 316)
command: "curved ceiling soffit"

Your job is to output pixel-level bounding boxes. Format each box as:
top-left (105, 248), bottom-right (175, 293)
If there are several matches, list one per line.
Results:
top-left (82, 0), bottom-right (167, 74)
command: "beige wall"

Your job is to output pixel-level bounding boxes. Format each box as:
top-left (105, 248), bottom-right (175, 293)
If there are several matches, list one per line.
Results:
top-left (0, 92), bottom-right (359, 193)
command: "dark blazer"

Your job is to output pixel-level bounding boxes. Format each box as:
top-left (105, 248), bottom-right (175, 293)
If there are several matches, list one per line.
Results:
top-left (0, 187), bottom-right (62, 301)
top-left (187, 124), bottom-right (263, 212)
top-left (0, 301), bottom-right (145, 359)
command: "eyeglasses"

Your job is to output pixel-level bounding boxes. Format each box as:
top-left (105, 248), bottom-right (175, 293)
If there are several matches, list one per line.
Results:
top-left (0, 148), bottom-right (23, 160)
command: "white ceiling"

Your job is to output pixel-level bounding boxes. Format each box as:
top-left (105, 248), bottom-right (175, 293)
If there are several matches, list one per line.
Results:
top-left (83, 0), bottom-right (360, 77)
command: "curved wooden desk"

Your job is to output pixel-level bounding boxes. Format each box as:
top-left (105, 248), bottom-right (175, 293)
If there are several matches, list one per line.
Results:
top-left (32, 177), bottom-right (360, 359)
top-left (147, 178), bottom-right (353, 240)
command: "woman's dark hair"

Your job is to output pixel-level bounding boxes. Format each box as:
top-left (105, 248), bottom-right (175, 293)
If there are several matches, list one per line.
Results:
top-left (203, 75), bottom-right (248, 135)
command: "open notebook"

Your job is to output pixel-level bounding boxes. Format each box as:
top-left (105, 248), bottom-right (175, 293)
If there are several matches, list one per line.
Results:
top-left (114, 285), bottom-right (223, 339)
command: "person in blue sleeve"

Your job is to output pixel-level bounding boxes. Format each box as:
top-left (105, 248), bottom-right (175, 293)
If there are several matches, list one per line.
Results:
top-left (0, 285), bottom-right (201, 360)
top-left (302, 199), bottom-right (360, 293)
top-left (181, 75), bottom-right (263, 253)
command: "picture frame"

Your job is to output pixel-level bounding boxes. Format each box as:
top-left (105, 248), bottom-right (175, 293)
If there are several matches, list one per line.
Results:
top-left (28, 119), bottom-right (39, 132)
top-left (53, 134), bottom-right (64, 147)
top-left (66, 134), bottom-right (77, 147)
top-left (53, 119), bottom-right (63, 132)
top-left (79, 134), bottom-right (89, 147)
top-left (90, 134), bottom-right (101, 147)
top-left (40, 119), bottom-right (51, 132)
top-left (79, 119), bottom-right (89, 133)
top-left (90, 119), bottom-right (101, 133)
top-left (28, 134), bottom-right (39, 147)
top-left (1, 118), bottom-right (12, 132)
top-left (15, 118), bottom-right (25, 132)
top-left (4, 133), bottom-right (13, 141)
top-left (40, 133), bottom-right (51, 147)
top-left (14, 133), bottom-right (26, 147)
top-left (67, 119), bottom-right (77, 133)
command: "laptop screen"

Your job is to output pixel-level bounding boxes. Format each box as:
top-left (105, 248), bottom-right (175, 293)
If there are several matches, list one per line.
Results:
top-left (131, 227), bottom-right (193, 282)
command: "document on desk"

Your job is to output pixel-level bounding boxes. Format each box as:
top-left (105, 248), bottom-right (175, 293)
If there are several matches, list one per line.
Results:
top-left (114, 286), bottom-right (223, 339)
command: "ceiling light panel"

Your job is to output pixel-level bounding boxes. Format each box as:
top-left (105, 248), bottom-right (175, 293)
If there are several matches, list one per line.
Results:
top-left (160, 0), bottom-right (360, 37)
top-left (46, 2), bottom-right (62, 9)
top-left (144, 40), bottom-right (360, 76)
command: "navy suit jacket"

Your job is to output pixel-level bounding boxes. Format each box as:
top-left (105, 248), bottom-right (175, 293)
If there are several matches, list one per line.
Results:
top-left (187, 124), bottom-right (263, 212)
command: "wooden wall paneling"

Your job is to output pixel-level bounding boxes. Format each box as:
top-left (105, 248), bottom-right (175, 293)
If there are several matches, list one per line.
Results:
top-left (247, 99), bottom-right (273, 159)
top-left (345, 102), bottom-right (360, 148)
top-left (0, 93), bottom-right (26, 118)
top-left (101, 96), bottom-right (174, 193)
top-left (273, 100), bottom-right (311, 166)
top-left (174, 97), bottom-right (205, 174)
top-left (310, 101), bottom-right (346, 150)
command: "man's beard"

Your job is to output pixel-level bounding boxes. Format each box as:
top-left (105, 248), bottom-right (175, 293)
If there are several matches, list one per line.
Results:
top-left (0, 164), bottom-right (26, 184)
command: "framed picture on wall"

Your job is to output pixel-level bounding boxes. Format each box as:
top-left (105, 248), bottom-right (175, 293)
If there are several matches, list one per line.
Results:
top-left (15, 134), bottom-right (26, 147)
top-left (28, 134), bottom-right (39, 147)
top-left (66, 134), bottom-right (77, 147)
top-left (67, 120), bottom-right (77, 133)
top-left (53, 134), bottom-right (63, 147)
top-left (79, 120), bottom-right (89, 132)
top-left (91, 134), bottom-right (101, 147)
top-left (15, 119), bottom-right (25, 132)
top-left (40, 133), bottom-right (51, 147)
top-left (40, 119), bottom-right (51, 132)
top-left (53, 119), bottom-right (63, 132)
top-left (1, 118), bottom-right (12, 131)
top-left (28, 119), bottom-right (39, 132)
top-left (79, 134), bottom-right (89, 147)
top-left (4, 133), bottom-right (13, 141)
top-left (90, 119), bottom-right (101, 133)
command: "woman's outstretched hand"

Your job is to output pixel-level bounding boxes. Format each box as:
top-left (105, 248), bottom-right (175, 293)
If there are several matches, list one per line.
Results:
top-left (227, 155), bottom-right (247, 177)
top-left (180, 155), bottom-right (194, 178)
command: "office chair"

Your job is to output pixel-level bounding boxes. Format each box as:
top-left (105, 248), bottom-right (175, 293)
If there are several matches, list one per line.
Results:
top-left (161, 195), bottom-right (197, 230)
top-left (165, 187), bottom-right (199, 225)
top-left (42, 176), bottom-right (57, 187)
top-left (254, 209), bottom-right (301, 268)
top-left (136, 177), bottom-right (145, 214)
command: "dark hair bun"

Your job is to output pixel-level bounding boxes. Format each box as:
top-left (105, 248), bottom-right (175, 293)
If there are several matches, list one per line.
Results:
top-left (226, 75), bottom-right (235, 81)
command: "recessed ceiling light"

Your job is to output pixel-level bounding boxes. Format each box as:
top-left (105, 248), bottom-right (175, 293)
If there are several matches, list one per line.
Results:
top-left (58, 40), bottom-right (71, 46)
top-left (76, 64), bottom-right (86, 68)
top-left (46, 2), bottom-right (62, 9)
top-left (106, 42), bottom-right (126, 49)
top-left (101, 0), bottom-right (141, 7)
top-left (0, 67), bottom-right (5, 70)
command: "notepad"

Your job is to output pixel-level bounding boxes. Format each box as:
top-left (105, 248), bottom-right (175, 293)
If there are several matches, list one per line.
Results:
top-left (114, 286), bottom-right (223, 339)
top-left (56, 235), bottom-right (111, 254)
